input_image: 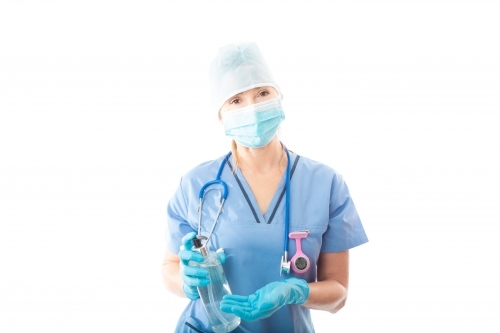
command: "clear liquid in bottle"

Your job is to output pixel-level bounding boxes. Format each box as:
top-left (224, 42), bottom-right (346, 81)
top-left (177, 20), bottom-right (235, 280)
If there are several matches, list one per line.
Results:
top-left (196, 252), bottom-right (240, 333)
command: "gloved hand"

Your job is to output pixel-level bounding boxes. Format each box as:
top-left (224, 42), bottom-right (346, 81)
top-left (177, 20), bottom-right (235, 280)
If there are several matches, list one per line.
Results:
top-left (178, 231), bottom-right (226, 300)
top-left (219, 277), bottom-right (309, 321)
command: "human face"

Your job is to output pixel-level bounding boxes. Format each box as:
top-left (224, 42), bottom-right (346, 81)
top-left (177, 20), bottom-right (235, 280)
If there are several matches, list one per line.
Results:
top-left (219, 86), bottom-right (279, 118)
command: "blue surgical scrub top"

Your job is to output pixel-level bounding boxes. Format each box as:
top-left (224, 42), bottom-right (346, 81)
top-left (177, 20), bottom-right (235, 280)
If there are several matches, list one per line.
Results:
top-left (165, 151), bottom-right (368, 333)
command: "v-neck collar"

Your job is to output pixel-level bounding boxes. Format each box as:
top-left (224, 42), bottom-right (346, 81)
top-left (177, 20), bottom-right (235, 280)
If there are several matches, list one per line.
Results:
top-left (226, 152), bottom-right (301, 224)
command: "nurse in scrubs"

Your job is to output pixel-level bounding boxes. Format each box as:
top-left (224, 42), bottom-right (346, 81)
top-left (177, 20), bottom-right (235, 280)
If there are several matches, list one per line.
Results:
top-left (161, 42), bottom-right (368, 333)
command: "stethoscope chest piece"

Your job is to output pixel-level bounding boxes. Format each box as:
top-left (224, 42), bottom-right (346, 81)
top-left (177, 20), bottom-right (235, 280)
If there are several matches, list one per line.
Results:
top-left (280, 255), bottom-right (291, 276)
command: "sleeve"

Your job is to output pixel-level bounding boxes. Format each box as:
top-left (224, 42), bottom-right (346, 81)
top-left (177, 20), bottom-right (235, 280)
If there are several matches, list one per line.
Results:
top-left (321, 174), bottom-right (369, 252)
top-left (164, 177), bottom-right (197, 254)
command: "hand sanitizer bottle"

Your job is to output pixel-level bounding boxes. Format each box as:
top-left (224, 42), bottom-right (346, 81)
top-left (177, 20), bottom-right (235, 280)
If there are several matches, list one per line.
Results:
top-left (192, 237), bottom-right (240, 333)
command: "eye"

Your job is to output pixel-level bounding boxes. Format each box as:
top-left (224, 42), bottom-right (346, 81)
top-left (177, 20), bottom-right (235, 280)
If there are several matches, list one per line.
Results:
top-left (230, 98), bottom-right (241, 104)
top-left (258, 90), bottom-right (269, 97)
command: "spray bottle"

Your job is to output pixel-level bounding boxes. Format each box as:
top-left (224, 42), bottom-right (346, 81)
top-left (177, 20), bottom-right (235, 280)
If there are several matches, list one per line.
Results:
top-left (192, 236), bottom-right (240, 333)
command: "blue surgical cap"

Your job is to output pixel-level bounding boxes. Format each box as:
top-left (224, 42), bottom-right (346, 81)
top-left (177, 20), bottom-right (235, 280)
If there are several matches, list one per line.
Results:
top-left (209, 42), bottom-right (282, 112)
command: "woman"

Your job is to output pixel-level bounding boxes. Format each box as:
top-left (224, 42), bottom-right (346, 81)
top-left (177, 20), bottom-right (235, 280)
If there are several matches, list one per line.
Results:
top-left (161, 42), bottom-right (368, 332)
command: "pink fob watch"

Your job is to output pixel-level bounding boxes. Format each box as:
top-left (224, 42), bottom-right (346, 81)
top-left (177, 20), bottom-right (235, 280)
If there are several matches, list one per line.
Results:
top-left (289, 230), bottom-right (310, 273)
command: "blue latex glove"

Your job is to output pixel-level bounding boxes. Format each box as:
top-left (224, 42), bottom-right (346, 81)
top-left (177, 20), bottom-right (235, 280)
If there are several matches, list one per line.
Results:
top-left (220, 278), bottom-right (309, 321)
top-left (178, 232), bottom-right (226, 300)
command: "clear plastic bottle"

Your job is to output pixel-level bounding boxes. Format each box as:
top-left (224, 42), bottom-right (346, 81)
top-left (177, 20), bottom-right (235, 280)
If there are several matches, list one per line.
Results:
top-left (191, 240), bottom-right (240, 333)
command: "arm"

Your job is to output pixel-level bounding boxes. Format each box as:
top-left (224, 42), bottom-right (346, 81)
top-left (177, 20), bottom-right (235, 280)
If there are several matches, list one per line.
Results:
top-left (305, 172), bottom-right (366, 314)
top-left (219, 251), bottom-right (349, 321)
top-left (161, 249), bottom-right (185, 298)
top-left (163, 180), bottom-right (206, 299)
top-left (303, 250), bottom-right (349, 314)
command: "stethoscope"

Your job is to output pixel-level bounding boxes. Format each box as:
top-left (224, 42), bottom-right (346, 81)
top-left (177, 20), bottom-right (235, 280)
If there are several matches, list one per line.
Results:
top-left (197, 146), bottom-right (310, 276)
top-left (197, 152), bottom-right (231, 250)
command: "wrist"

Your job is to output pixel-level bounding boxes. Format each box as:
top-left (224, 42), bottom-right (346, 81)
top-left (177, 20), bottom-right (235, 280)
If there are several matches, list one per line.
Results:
top-left (283, 278), bottom-right (310, 305)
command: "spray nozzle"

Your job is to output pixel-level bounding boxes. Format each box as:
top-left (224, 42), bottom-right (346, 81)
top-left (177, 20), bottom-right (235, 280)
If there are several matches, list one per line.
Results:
top-left (192, 235), bottom-right (209, 257)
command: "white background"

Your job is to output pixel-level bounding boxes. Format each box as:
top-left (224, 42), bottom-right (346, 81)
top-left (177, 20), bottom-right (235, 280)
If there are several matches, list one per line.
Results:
top-left (1, 1), bottom-right (499, 332)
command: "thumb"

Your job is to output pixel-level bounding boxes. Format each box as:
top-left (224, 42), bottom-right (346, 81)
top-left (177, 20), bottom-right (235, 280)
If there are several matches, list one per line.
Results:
top-left (216, 248), bottom-right (226, 264)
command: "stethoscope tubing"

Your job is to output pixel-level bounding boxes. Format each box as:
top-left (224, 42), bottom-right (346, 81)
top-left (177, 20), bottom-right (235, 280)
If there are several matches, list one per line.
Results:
top-left (198, 147), bottom-right (291, 256)
top-left (283, 147), bottom-right (291, 255)
top-left (197, 152), bottom-right (232, 247)
top-left (198, 152), bottom-right (232, 200)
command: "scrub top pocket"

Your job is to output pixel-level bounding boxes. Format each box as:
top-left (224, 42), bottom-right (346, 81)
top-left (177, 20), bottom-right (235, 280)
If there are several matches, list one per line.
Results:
top-left (182, 316), bottom-right (209, 333)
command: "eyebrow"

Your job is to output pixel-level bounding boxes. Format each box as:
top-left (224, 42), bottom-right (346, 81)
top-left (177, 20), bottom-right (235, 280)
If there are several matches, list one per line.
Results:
top-left (228, 87), bottom-right (269, 101)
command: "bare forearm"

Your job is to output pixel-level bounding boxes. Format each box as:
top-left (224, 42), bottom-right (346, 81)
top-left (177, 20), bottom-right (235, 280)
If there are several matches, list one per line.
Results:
top-left (303, 279), bottom-right (348, 313)
top-left (161, 261), bottom-right (186, 298)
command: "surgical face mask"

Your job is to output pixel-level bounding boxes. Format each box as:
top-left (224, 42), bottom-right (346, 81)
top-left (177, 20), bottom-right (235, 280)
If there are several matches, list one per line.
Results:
top-left (221, 97), bottom-right (285, 148)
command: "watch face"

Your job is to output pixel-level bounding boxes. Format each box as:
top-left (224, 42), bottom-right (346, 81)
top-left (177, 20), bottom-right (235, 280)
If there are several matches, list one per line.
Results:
top-left (294, 257), bottom-right (308, 270)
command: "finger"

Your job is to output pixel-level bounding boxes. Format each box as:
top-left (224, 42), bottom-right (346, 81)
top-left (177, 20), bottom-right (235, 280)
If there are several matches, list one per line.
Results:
top-left (222, 294), bottom-right (249, 302)
top-left (219, 304), bottom-right (253, 316)
top-left (182, 266), bottom-right (209, 278)
top-left (223, 306), bottom-right (260, 322)
top-left (220, 299), bottom-right (251, 309)
top-left (182, 284), bottom-right (200, 300)
top-left (181, 232), bottom-right (197, 250)
top-left (216, 248), bottom-right (226, 264)
top-left (220, 303), bottom-right (236, 314)
top-left (178, 249), bottom-right (205, 263)
top-left (183, 275), bottom-right (210, 287)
